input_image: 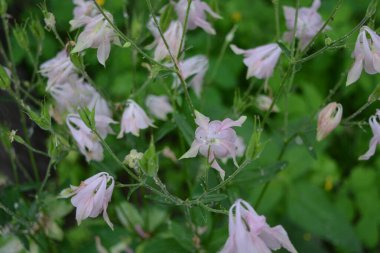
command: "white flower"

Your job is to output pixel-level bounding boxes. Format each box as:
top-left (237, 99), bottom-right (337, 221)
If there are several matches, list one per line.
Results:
top-left (346, 26), bottom-right (380, 85)
top-left (60, 172), bottom-right (115, 229)
top-left (70, 0), bottom-right (99, 30)
top-left (283, 0), bottom-right (327, 49)
top-left (118, 99), bottom-right (155, 138)
top-left (66, 114), bottom-right (115, 161)
top-left (174, 0), bottom-right (221, 35)
top-left (359, 110), bottom-right (380, 160)
top-left (231, 43), bottom-right (282, 80)
top-left (180, 111), bottom-right (246, 180)
top-left (316, 102), bottom-right (343, 141)
top-left (256, 95), bottom-right (280, 112)
top-left (148, 19), bottom-right (183, 61)
top-left (71, 13), bottom-right (121, 66)
top-left (220, 199), bottom-right (297, 253)
top-left (145, 95), bottom-right (173, 120)
top-left (40, 50), bottom-right (78, 90)
top-left (176, 55), bottom-right (209, 97)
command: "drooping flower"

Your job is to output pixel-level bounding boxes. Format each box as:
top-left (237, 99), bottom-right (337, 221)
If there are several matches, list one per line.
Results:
top-left (174, 0), bottom-right (222, 35)
top-left (59, 172), bottom-right (115, 229)
top-left (175, 55), bottom-right (209, 97)
top-left (145, 95), bottom-right (173, 120)
top-left (283, 0), bottom-right (327, 49)
top-left (70, 0), bottom-right (99, 30)
top-left (231, 43), bottom-right (282, 80)
top-left (40, 50), bottom-right (78, 90)
top-left (148, 19), bottom-right (183, 61)
top-left (346, 26), bottom-right (380, 85)
top-left (316, 102), bottom-right (343, 141)
top-left (180, 111), bottom-right (246, 179)
top-left (118, 99), bottom-right (155, 138)
top-left (220, 199), bottom-right (297, 253)
top-left (256, 95), bottom-right (280, 112)
top-left (359, 110), bottom-right (380, 160)
top-left (71, 13), bottom-right (121, 66)
top-left (66, 114), bottom-right (115, 161)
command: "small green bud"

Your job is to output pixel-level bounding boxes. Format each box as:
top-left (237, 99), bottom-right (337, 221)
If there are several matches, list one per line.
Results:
top-left (325, 37), bottom-right (333, 46)
top-left (13, 25), bottom-right (29, 50)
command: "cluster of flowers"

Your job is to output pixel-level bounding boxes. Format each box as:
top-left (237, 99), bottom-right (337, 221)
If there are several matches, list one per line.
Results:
top-left (40, 0), bottom-right (380, 251)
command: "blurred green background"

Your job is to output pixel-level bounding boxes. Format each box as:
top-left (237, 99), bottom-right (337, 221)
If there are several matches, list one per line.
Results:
top-left (1, 0), bottom-right (380, 252)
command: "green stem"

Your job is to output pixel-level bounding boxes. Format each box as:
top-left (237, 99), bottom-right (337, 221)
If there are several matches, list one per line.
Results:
top-left (177, 0), bottom-right (192, 59)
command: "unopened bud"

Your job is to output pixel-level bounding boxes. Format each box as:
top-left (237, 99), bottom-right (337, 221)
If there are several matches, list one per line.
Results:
top-left (13, 26), bottom-right (29, 50)
top-left (226, 25), bottom-right (238, 43)
top-left (255, 95), bottom-right (279, 112)
top-left (44, 12), bottom-right (56, 31)
top-left (123, 149), bottom-right (143, 171)
top-left (317, 102), bottom-right (343, 141)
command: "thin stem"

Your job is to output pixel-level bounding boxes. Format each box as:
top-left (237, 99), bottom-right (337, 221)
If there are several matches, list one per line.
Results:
top-left (300, 0), bottom-right (343, 56)
top-left (343, 100), bottom-right (376, 124)
top-left (273, 0), bottom-right (281, 40)
top-left (93, 0), bottom-right (172, 71)
top-left (37, 160), bottom-right (54, 196)
top-left (177, 0), bottom-right (192, 59)
top-left (145, 0), bottom-right (196, 118)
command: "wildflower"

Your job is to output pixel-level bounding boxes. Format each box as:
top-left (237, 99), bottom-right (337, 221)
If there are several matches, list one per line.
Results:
top-left (66, 114), bottom-right (115, 161)
top-left (231, 43), bottom-right (282, 80)
top-left (346, 26), bottom-right (380, 85)
top-left (71, 13), bottom-right (121, 66)
top-left (359, 110), bottom-right (380, 160)
top-left (175, 55), bottom-right (208, 97)
top-left (316, 102), bottom-right (343, 141)
top-left (174, 0), bottom-right (221, 35)
top-left (59, 172), bottom-right (115, 229)
top-left (118, 99), bottom-right (155, 138)
top-left (40, 50), bottom-right (78, 89)
top-left (220, 199), bottom-right (297, 253)
top-left (283, 0), bottom-right (327, 49)
top-left (256, 95), bottom-right (280, 112)
top-left (70, 0), bottom-right (99, 30)
top-left (148, 19), bottom-right (183, 61)
top-left (180, 111), bottom-right (246, 180)
top-left (145, 95), bottom-right (173, 120)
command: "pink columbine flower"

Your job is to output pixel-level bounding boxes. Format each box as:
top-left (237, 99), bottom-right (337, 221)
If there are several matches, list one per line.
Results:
top-left (71, 13), bottom-right (121, 66)
top-left (316, 102), bottom-right (343, 141)
top-left (40, 50), bottom-right (78, 90)
top-left (148, 19), bottom-right (183, 61)
top-left (220, 199), bottom-right (297, 253)
top-left (174, 0), bottom-right (222, 35)
top-left (175, 55), bottom-right (209, 97)
top-left (59, 172), bottom-right (115, 229)
top-left (359, 110), bottom-right (380, 160)
top-left (66, 114), bottom-right (115, 161)
top-left (145, 95), bottom-right (173, 120)
top-left (346, 26), bottom-right (380, 85)
top-left (180, 111), bottom-right (246, 180)
top-left (118, 99), bottom-right (155, 138)
top-left (231, 43), bottom-right (282, 80)
top-left (283, 0), bottom-right (327, 49)
top-left (70, 0), bottom-right (99, 30)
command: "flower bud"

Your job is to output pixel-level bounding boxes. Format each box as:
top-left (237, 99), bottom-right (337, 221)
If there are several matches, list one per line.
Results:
top-left (44, 12), bottom-right (56, 31)
top-left (13, 26), bottom-right (29, 50)
top-left (123, 149), bottom-right (144, 171)
top-left (317, 102), bottom-right (343, 141)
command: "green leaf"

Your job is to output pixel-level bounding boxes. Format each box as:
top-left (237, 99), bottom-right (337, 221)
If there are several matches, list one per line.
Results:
top-left (234, 161), bottom-right (288, 184)
top-left (202, 193), bottom-right (228, 203)
top-left (287, 183), bottom-right (362, 253)
top-left (139, 138), bottom-right (159, 177)
top-left (169, 222), bottom-right (193, 252)
top-left (78, 106), bottom-right (95, 130)
top-left (144, 207), bottom-right (167, 232)
top-left (298, 132), bottom-right (317, 160)
top-left (115, 202), bottom-right (144, 230)
top-left (159, 4), bottom-right (175, 32)
top-left (277, 40), bottom-right (292, 59)
top-left (173, 113), bottom-right (194, 146)
top-left (136, 238), bottom-right (185, 253)
top-left (24, 104), bottom-right (51, 131)
top-left (245, 116), bottom-right (262, 160)
top-left (0, 65), bottom-right (10, 90)
top-left (155, 121), bottom-right (176, 142)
